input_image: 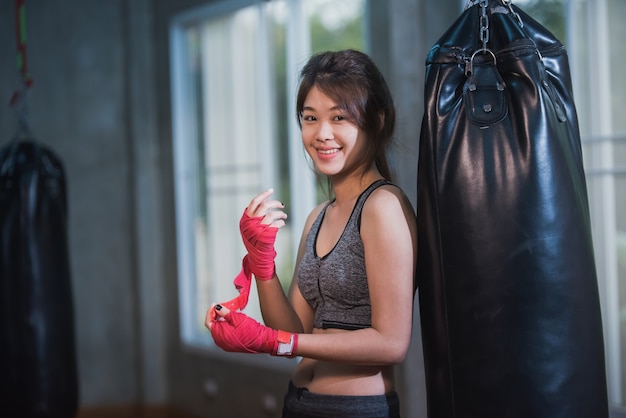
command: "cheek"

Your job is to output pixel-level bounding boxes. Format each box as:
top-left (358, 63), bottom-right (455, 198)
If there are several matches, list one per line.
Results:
top-left (343, 129), bottom-right (364, 151)
top-left (350, 135), bottom-right (372, 163)
top-left (301, 126), bottom-right (315, 143)
top-left (301, 131), bottom-right (317, 156)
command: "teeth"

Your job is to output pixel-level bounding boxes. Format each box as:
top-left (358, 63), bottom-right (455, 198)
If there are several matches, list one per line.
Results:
top-left (319, 149), bottom-right (338, 155)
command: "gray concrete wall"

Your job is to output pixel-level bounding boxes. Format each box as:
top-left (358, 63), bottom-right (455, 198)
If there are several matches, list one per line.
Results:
top-left (0, 0), bottom-right (168, 406)
top-left (1, 0), bottom-right (138, 405)
top-left (0, 0), bottom-right (461, 416)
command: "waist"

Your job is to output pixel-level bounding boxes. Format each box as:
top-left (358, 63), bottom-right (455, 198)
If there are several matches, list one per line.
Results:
top-left (292, 357), bottom-right (395, 396)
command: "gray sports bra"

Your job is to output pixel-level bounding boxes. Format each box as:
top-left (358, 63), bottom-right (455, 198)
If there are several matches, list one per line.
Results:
top-left (297, 179), bottom-right (393, 330)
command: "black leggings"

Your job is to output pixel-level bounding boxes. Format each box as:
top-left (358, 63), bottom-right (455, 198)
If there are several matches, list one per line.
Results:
top-left (282, 381), bottom-right (401, 418)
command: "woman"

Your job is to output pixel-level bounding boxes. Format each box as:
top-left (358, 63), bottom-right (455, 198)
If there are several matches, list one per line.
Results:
top-left (206, 49), bottom-right (417, 418)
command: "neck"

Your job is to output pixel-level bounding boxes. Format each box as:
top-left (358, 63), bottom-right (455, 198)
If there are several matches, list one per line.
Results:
top-left (330, 166), bottom-right (383, 206)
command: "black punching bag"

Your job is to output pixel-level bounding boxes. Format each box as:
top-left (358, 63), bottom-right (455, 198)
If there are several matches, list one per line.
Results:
top-left (417, 1), bottom-right (608, 417)
top-left (0, 140), bottom-right (78, 417)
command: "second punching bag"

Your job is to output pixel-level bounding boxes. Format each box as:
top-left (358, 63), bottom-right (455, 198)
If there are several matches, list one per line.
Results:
top-left (0, 140), bottom-right (78, 417)
top-left (417, 1), bottom-right (608, 417)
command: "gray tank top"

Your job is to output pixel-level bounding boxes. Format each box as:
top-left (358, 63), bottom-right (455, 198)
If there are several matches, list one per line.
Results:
top-left (297, 179), bottom-right (393, 330)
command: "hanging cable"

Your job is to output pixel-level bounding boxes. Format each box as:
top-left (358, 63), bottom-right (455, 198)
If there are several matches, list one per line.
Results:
top-left (10, 0), bottom-right (33, 102)
top-left (9, 0), bottom-right (34, 140)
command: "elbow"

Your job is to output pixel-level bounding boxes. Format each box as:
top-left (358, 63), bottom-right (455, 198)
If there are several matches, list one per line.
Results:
top-left (391, 349), bottom-right (409, 365)
top-left (382, 341), bottom-right (410, 365)
top-left (371, 327), bottom-right (411, 365)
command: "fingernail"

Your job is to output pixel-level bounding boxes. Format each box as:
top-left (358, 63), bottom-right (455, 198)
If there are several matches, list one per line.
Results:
top-left (215, 304), bottom-right (223, 311)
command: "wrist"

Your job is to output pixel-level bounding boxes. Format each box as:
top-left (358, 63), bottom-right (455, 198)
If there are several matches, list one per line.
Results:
top-left (275, 330), bottom-right (298, 357)
top-left (254, 263), bottom-right (276, 281)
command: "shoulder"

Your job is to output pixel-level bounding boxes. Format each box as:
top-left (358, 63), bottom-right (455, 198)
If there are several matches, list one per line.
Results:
top-left (362, 184), bottom-right (415, 219)
top-left (360, 184), bottom-right (417, 238)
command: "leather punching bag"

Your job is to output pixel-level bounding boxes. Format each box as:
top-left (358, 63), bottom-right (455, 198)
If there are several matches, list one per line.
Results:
top-left (417, 1), bottom-right (608, 417)
top-left (0, 140), bottom-right (78, 417)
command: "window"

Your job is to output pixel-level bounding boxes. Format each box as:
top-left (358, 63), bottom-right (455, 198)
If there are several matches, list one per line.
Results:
top-left (567, 0), bottom-right (626, 413)
top-left (512, 0), bottom-right (626, 413)
top-left (170, 0), bottom-right (365, 351)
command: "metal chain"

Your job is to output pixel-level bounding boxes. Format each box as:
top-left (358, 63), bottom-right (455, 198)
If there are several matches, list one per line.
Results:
top-left (479, 0), bottom-right (489, 52)
top-left (502, 0), bottom-right (524, 27)
top-left (466, 0), bottom-right (524, 66)
top-left (467, 1), bottom-right (524, 29)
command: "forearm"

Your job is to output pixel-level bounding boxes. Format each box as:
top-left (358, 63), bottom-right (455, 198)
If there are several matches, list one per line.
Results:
top-left (256, 276), bottom-right (303, 333)
top-left (295, 328), bottom-right (410, 365)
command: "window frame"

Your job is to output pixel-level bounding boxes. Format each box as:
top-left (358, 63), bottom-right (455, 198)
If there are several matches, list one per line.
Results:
top-left (168, 0), bottom-right (317, 369)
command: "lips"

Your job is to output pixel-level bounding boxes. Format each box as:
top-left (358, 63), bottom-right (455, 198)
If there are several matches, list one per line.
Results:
top-left (315, 147), bottom-right (341, 160)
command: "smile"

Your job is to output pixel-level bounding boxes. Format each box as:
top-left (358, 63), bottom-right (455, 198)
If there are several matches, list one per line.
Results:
top-left (318, 148), bottom-right (339, 155)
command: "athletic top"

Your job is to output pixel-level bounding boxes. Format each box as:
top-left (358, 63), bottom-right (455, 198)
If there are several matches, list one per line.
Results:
top-left (297, 179), bottom-right (393, 330)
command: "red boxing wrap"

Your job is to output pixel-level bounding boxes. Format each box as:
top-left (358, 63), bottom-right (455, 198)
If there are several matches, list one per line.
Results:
top-left (211, 257), bottom-right (253, 315)
top-left (240, 210), bottom-right (278, 280)
top-left (210, 311), bottom-right (297, 357)
top-left (207, 255), bottom-right (263, 321)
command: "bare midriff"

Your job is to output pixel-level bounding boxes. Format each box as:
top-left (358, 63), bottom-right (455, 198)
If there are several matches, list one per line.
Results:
top-left (290, 328), bottom-right (395, 396)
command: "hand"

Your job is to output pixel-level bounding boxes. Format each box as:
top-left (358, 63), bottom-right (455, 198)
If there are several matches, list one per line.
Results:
top-left (206, 304), bottom-right (297, 357)
top-left (240, 189), bottom-right (287, 280)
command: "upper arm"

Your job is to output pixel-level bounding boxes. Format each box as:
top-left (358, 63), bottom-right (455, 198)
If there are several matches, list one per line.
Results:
top-left (361, 186), bottom-right (417, 346)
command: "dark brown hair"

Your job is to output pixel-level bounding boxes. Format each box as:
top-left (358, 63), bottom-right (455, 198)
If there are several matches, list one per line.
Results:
top-left (296, 49), bottom-right (396, 181)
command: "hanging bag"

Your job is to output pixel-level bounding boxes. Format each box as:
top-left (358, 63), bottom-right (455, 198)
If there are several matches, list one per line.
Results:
top-left (2, 2), bottom-right (78, 415)
top-left (0, 140), bottom-right (78, 417)
top-left (417, 1), bottom-right (608, 417)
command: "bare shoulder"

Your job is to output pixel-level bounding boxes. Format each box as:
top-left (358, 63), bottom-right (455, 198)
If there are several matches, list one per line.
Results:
top-left (362, 184), bottom-right (416, 220)
top-left (360, 184), bottom-right (417, 247)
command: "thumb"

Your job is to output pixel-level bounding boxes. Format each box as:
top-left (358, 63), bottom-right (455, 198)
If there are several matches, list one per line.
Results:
top-left (215, 304), bottom-right (231, 317)
top-left (205, 304), bottom-right (232, 330)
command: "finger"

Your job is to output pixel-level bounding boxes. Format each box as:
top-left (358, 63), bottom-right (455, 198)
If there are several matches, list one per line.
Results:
top-left (249, 200), bottom-right (285, 219)
top-left (247, 188), bottom-right (276, 215)
top-left (269, 218), bottom-right (287, 228)
top-left (205, 305), bottom-right (217, 330)
top-left (260, 210), bottom-right (288, 227)
top-left (247, 191), bottom-right (286, 218)
top-left (206, 303), bottom-right (231, 327)
top-left (214, 304), bottom-right (231, 317)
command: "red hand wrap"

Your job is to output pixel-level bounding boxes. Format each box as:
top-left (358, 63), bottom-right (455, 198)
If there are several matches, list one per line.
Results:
top-left (239, 210), bottom-right (278, 280)
top-left (211, 311), bottom-right (296, 356)
top-left (207, 257), bottom-right (253, 324)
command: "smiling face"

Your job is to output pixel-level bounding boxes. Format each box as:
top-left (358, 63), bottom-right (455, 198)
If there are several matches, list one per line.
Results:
top-left (295, 50), bottom-right (396, 182)
top-left (300, 86), bottom-right (368, 179)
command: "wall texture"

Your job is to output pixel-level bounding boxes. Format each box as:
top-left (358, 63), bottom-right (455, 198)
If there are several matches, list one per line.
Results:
top-left (1, 0), bottom-right (140, 406)
top-left (0, 0), bottom-right (169, 407)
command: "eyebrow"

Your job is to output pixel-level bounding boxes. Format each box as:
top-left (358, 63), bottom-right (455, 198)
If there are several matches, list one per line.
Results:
top-left (301, 105), bottom-right (342, 112)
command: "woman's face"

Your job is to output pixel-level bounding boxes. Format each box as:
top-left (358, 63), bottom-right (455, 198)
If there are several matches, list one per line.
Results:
top-left (300, 86), bottom-right (367, 178)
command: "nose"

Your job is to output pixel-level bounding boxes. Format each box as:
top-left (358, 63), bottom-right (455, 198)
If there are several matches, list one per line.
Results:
top-left (316, 121), bottom-right (334, 142)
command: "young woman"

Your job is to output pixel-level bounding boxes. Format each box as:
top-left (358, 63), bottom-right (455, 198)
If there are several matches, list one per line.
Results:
top-left (206, 49), bottom-right (417, 418)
